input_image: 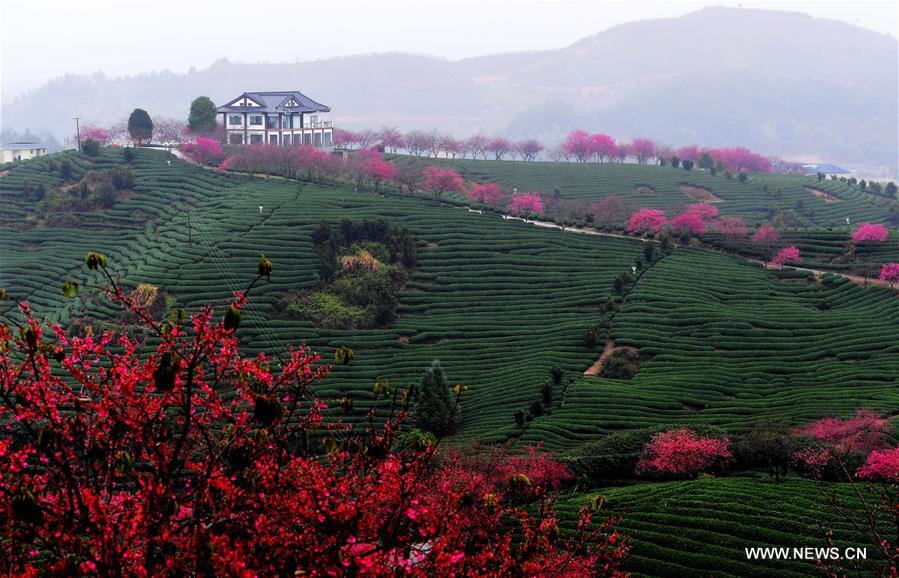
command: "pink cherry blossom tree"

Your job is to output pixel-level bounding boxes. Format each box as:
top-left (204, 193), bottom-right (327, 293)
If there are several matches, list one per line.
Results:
top-left (332, 128), bottom-right (360, 150)
top-left (468, 182), bottom-right (505, 204)
top-left (712, 216), bottom-right (748, 238)
top-left (463, 134), bottom-right (489, 160)
top-left (80, 125), bottom-right (111, 146)
top-left (588, 133), bottom-right (617, 162)
top-left (591, 195), bottom-right (633, 228)
top-left (851, 223), bottom-right (889, 244)
top-left (561, 130), bottom-right (593, 162)
top-left (507, 192), bottom-right (545, 215)
top-left (626, 208), bottom-right (667, 236)
top-left (636, 429), bottom-right (732, 478)
top-left (751, 225), bottom-right (780, 264)
top-left (629, 138), bottom-right (657, 165)
top-left (517, 139), bottom-right (544, 161)
top-left (486, 137), bottom-right (513, 161)
top-left (422, 166), bottom-right (465, 200)
top-left (670, 210), bottom-right (707, 237)
top-left (684, 203), bottom-right (719, 222)
top-left (771, 246), bottom-right (801, 268)
top-left (879, 263), bottom-right (899, 288)
top-left (179, 137), bottom-right (224, 166)
top-left (857, 448), bottom-right (899, 481)
top-left (378, 126), bottom-right (405, 153)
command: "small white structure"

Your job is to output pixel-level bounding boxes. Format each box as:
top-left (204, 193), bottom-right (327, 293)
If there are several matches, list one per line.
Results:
top-left (217, 91), bottom-right (333, 149)
top-left (1, 142), bottom-right (47, 163)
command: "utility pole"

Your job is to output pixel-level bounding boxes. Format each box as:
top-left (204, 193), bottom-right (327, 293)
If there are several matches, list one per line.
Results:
top-left (73, 117), bottom-right (82, 149)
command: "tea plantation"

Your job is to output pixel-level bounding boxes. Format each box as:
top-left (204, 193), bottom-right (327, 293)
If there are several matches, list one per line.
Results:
top-left (3, 149), bottom-right (897, 576)
top-left (402, 156), bottom-right (894, 228)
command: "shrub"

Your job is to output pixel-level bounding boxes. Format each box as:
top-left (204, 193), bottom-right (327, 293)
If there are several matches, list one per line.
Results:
top-left (682, 159), bottom-right (694, 171)
top-left (96, 183), bottom-right (117, 208)
top-left (600, 348), bottom-right (640, 379)
top-left (123, 147), bottom-right (137, 162)
top-left (110, 166), bottom-right (135, 190)
top-left (571, 429), bottom-right (659, 481)
top-left (514, 408), bottom-right (527, 427)
top-left (529, 398), bottom-right (545, 418)
top-left (81, 138), bottom-right (100, 157)
top-left (732, 421), bottom-right (797, 479)
top-left (59, 159), bottom-right (73, 181)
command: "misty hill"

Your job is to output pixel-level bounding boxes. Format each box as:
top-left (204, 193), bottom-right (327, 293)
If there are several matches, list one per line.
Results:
top-left (2, 6), bottom-right (896, 171)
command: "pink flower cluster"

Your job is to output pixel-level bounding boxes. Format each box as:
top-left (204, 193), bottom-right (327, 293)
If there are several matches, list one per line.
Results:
top-left (636, 429), bottom-right (733, 477)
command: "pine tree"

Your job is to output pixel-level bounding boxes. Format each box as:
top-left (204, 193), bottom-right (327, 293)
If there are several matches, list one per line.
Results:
top-left (188, 96), bottom-right (218, 134)
top-left (413, 359), bottom-right (455, 436)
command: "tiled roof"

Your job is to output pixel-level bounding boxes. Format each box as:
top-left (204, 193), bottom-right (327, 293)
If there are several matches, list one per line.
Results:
top-left (216, 91), bottom-right (330, 114)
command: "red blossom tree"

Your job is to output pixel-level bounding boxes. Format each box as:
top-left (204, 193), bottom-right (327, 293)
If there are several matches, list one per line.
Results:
top-left (771, 246), bottom-right (802, 268)
top-left (485, 137), bottom-right (513, 161)
top-left (684, 203), bottom-right (718, 222)
top-left (333, 128), bottom-right (361, 150)
top-left (711, 216), bottom-right (748, 238)
top-left (851, 223), bottom-right (889, 244)
top-left (561, 130), bottom-right (593, 162)
top-left (588, 134), bottom-right (617, 162)
top-left (857, 448), bottom-right (899, 481)
top-left (628, 139), bottom-right (656, 165)
top-left (0, 254), bottom-right (629, 577)
top-left (80, 125), bottom-right (111, 146)
top-left (626, 208), bottom-right (667, 236)
top-left (636, 429), bottom-right (732, 478)
top-left (422, 166), bottom-right (465, 201)
top-left (750, 225), bottom-right (780, 264)
top-left (591, 195), bottom-right (633, 228)
top-left (517, 139), bottom-right (544, 162)
top-left (378, 126), bottom-right (405, 153)
top-left (880, 263), bottom-right (899, 288)
top-left (507, 193), bottom-right (545, 215)
top-left (178, 137), bottom-right (224, 166)
top-left (468, 182), bottom-right (505, 204)
top-left (670, 210), bottom-right (706, 237)
top-left (795, 409), bottom-right (889, 456)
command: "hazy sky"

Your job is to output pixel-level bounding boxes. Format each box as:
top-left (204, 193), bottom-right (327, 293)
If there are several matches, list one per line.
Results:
top-left (1, 0), bottom-right (896, 101)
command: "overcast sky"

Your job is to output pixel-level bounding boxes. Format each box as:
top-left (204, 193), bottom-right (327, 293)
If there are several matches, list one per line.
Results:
top-left (1, 0), bottom-right (896, 101)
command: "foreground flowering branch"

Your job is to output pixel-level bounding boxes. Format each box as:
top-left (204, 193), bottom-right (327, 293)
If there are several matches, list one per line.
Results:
top-left (0, 254), bottom-right (627, 577)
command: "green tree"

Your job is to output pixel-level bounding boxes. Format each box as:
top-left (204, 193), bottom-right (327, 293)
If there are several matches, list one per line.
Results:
top-left (885, 181), bottom-right (898, 199)
top-left (81, 138), bottom-right (100, 157)
top-left (413, 359), bottom-right (455, 436)
top-left (127, 108), bottom-right (154, 147)
top-left (188, 96), bottom-right (218, 134)
top-left (698, 152), bottom-right (714, 171)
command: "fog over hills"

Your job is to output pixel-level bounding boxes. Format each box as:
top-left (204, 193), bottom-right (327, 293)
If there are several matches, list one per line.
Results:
top-left (2, 6), bottom-right (896, 172)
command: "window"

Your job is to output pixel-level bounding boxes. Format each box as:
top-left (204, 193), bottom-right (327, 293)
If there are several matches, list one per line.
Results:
top-left (323, 131), bottom-right (332, 148)
top-left (229, 133), bottom-right (244, 145)
top-left (282, 116), bottom-right (291, 129)
top-left (309, 115), bottom-right (319, 125)
top-left (249, 115), bottom-right (263, 126)
top-left (303, 133), bottom-right (312, 146)
top-left (229, 115), bottom-right (242, 126)
top-left (282, 134), bottom-right (291, 145)
top-left (266, 116), bottom-right (279, 129)
top-left (314, 133), bottom-right (322, 148)
top-left (268, 134), bottom-right (279, 144)
top-left (250, 134), bottom-right (263, 144)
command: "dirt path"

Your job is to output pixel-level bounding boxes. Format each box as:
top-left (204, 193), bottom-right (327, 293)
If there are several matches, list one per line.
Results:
top-left (584, 341), bottom-right (616, 376)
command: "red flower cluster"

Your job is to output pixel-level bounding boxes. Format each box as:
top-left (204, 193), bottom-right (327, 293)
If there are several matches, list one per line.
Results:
top-left (0, 255), bottom-right (628, 577)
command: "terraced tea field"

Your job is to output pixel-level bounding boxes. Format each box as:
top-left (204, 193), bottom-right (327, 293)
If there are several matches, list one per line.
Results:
top-left (0, 149), bottom-right (645, 440)
top-left (559, 477), bottom-right (881, 577)
top-left (399, 156), bottom-right (894, 228)
top-left (523, 248), bottom-right (899, 447)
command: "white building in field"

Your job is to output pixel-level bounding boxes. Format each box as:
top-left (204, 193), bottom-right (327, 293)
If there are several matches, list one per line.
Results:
top-left (217, 91), bottom-right (333, 148)
top-left (1, 142), bottom-right (47, 163)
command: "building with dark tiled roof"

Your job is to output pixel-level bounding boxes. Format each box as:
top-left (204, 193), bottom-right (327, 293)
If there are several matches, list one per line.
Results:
top-left (217, 91), bottom-right (333, 148)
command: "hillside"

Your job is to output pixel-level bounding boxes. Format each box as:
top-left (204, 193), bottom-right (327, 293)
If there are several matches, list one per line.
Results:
top-left (401, 156), bottom-right (898, 228)
top-left (3, 149), bottom-right (899, 444)
top-left (3, 149), bottom-right (898, 575)
top-left (3, 6), bottom-right (897, 170)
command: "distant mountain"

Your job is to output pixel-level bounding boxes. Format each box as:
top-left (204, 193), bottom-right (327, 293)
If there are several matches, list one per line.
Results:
top-left (2, 6), bottom-right (896, 173)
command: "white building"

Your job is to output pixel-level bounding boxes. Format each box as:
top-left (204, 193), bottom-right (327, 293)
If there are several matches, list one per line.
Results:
top-left (217, 91), bottom-right (333, 148)
top-left (1, 142), bottom-right (47, 163)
